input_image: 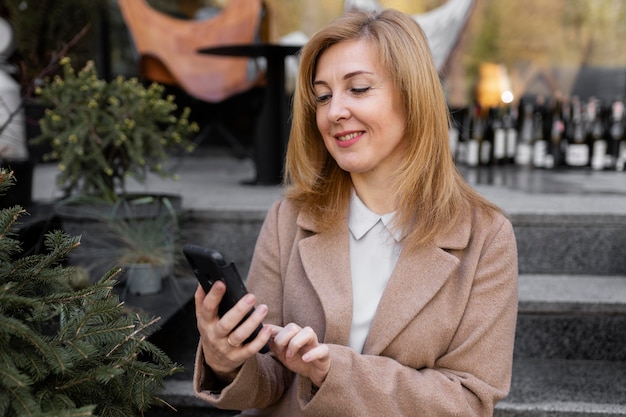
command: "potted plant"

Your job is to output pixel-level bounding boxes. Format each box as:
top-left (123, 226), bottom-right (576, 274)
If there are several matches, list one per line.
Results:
top-left (84, 196), bottom-right (181, 296)
top-left (33, 56), bottom-right (198, 203)
top-left (0, 167), bottom-right (182, 416)
top-left (31, 57), bottom-right (198, 280)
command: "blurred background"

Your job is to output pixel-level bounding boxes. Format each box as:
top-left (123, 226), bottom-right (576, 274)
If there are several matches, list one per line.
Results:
top-left (2, 0), bottom-right (625, 106)
top-left (1, 0), bottom-right (625, 172)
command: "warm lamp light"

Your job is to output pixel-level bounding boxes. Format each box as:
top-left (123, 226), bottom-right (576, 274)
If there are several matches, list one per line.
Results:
top-left (501, 90), bottom-right (514, 104)
top-left (476, 62), bottom-right (512, 108)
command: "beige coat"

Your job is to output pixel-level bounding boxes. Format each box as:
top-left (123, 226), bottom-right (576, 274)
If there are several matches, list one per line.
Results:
top-left (195, 197), bottom-right (518, 416)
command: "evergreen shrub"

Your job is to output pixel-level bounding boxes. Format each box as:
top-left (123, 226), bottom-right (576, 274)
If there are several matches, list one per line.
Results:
top-left (0, 168), bottom-right (182, 417)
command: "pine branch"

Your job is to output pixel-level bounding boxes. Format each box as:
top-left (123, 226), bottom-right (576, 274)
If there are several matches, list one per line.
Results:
top-left (0, 168), bottom-right (181, 416)
top-left (106, 314), bottom-right (160, 358)
top-left (0, 353), bottom-right (33, 390)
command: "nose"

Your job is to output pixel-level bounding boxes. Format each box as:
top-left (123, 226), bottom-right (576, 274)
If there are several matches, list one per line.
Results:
top-left (327, 94), bottom-right (350, 122)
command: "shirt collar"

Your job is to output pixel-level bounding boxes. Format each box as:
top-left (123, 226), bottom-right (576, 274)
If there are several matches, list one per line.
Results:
top-left (348, 190), bottom-right (402, 241)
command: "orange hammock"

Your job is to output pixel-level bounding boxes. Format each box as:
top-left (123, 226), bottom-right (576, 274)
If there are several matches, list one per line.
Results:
top-left (117, 0), bottom-right (264, 103)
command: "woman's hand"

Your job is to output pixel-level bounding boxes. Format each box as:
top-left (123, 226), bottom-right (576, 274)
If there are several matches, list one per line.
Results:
top-left (268, 323), bottom-right (331, 387)
top-left (194, 282), bottom-right (273, 382)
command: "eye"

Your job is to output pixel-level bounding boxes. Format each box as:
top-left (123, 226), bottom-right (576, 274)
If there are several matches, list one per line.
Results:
top-left (315, 93), bottom-right (331, 104)
top-left (351, 86), bottom-right (371, 95)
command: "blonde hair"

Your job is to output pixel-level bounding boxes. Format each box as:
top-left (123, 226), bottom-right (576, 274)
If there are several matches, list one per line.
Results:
top-left (284, 8), bottom-right (500, 250)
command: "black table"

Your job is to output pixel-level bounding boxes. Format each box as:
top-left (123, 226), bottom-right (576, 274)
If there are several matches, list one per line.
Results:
top-left (198, 43), bottom-right (301, 185)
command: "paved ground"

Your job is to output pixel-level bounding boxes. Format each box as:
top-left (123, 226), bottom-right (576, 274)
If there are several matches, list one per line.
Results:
top-left (32, 146), bottom-right (626, 216)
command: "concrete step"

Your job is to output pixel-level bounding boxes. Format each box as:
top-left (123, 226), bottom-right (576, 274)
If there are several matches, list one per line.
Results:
top-left (511, 213), bottom-right (626, 275)
top-left (495, 358), bottom-right (626, 417)
top-left (518, 274), bottom-right (626, 315)
top-left (515, 274), bottom-right (626, 361)
top-left (180, 209), bottom-right (626, 279)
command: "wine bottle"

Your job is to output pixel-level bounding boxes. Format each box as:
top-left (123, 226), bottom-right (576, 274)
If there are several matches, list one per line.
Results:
top-left (450, 107), bottom-right (469, 165)
top-left (560, 97), bottom-right (573, 167)
top-left (607, 98), bottom-right (625, 170)
top-left (480, 107), bottom-right (494, 166)
top-left (466, 103), bottom-right (482, 167)
top-left (617, 139), bottom-right (626, 171)
top-left (491, 107), bottom-right (507, 165)
top-left (504, 105), bottom-right (518, 164)
top-left (565, 96), bottom-right (589, 168)
top-left (515, 100), bottom-right (533, 166)
top-left (531, 105), bottom-right (549, 168)
top-left (549, 98), bottom-right (566, 168)
top-left (589, 99), bottom-right (608, 170)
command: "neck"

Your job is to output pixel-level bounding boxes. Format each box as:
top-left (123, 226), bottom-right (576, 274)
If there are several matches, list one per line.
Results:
top-left (351, 174), bottom-right (397, 215)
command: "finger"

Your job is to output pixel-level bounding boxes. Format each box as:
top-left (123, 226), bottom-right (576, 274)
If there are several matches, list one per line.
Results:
top-left (273, 323), bottom-right (306, 359)
top-left (266, 324), bottom-right (283, 353)
top-left (241, 323), bottom-right (274, 355)
top-left (302, 343), bottom-right (330, 363)
top-left (226, 334), bottom-right (240, 348)
top-left (272, 323), bottom-right (302, 351)
top-left (286, 326), bottom-right (318, 358)
top-left (218, 293), bottom-right (257, 335)
top-left (205, 280), bottom-right (227, 308)
top-left (266, 324), bottom-right (284, 336)
top-left (197, 281), bottom-right (226, 325)
top-left (194, 284), bottom-right (206, 318)
top-left (195, 283), bottom-right (220, 328)
top-left (225, 303), bottom-right (268, 347)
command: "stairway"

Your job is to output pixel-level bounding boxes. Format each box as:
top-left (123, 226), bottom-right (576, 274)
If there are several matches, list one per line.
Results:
top-left (494, 208), bottom-right (626, 417)
top-left (145, 170), bottom-right (626, 417)
top-left (496, 273), bottom-right (626, 417)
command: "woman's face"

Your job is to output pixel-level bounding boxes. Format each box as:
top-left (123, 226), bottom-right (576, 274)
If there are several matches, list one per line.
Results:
top-left (314, 39), bottom-right (407, 183)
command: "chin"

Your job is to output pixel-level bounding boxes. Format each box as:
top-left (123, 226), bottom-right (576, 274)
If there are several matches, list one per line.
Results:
top-left (338, 164), bottom-right (368, 175)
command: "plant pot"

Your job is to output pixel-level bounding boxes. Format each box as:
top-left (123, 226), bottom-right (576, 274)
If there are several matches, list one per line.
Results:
top-left (54, 194), bottom-right (182, 282)
top-left (125, 263), bottom-right (163, 295)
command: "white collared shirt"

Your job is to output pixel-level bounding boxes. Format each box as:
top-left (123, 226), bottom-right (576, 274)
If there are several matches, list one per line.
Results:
top-left (347, 191), bottom-right (402, 352)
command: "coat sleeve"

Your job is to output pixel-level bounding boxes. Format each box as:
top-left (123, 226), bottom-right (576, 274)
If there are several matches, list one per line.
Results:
top-left (194, 199), bottom-right (295, 410)
top-left (297, 213), bottom-right (519, 417)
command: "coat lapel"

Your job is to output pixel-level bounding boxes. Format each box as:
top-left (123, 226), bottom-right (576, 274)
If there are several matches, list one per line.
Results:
top-left (362, 243), bottom-right (460, 355)
top-left (297, 211), bottom-right (354, 346)
top-left (363, 214), bottom-right (471, 355)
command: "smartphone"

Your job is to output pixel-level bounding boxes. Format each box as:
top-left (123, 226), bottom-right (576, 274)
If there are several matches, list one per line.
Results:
top-left (183, 244), bottom-right (268, 353)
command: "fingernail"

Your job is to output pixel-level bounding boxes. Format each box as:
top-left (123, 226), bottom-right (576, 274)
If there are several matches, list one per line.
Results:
top-left (244, 294), bottom-right (255, 305)
top-left (257, 304), bottom-right (268, 314)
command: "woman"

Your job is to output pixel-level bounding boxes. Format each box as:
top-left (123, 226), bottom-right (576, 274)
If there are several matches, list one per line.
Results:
top-left (194, 8), bottom-right (518, 416)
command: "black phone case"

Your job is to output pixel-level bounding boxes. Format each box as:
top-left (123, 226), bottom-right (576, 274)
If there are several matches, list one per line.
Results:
top-left (183, 244), bottom-right (268, 353)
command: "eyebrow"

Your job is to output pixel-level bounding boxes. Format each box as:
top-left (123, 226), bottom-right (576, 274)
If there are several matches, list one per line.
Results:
top-left (313, 70), bottom-right (375, 87)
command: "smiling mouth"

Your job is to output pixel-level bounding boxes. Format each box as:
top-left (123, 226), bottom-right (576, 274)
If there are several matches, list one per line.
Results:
top-left (337, 132), bottom-right (362, 141)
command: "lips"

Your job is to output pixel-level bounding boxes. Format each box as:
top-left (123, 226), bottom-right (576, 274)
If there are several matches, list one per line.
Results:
top-left (337, 132), bottom-right (361, 141)
top-left (334, 131), bottom-right (364, 147)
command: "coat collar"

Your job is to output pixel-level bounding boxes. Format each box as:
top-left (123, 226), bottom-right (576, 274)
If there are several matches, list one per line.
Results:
top-left (348, 190), bottom-right (402, 242)
top-left (295, 205), bottom-right (471, 354)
